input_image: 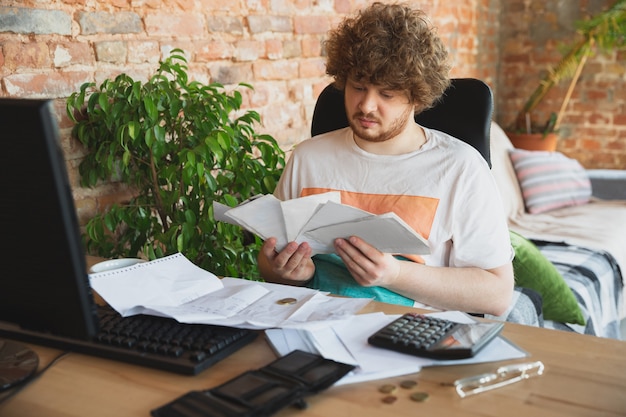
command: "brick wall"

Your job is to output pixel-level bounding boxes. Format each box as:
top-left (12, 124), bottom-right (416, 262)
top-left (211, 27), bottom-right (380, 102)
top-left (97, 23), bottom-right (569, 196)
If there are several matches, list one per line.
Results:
top-left (0, 0), bottom-right (500, 224)
top-left (0, 0), bottom-right (622, 225)
top-left (497, 0), bottom-right (626, 168)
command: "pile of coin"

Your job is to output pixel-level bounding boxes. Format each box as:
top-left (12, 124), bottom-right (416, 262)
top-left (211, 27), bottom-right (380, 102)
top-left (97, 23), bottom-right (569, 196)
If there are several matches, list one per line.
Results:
top-left (377, 379), bottom-right (429, 404)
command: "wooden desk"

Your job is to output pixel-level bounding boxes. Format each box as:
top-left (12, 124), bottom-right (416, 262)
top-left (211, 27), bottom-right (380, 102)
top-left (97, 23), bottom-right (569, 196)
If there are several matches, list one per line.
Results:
top-left (1, 300), bottom-right (624, 417)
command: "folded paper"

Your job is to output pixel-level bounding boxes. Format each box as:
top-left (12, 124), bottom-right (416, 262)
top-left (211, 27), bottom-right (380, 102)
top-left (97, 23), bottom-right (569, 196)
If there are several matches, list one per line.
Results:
top-left (214, 192), bottom-right (430, 255)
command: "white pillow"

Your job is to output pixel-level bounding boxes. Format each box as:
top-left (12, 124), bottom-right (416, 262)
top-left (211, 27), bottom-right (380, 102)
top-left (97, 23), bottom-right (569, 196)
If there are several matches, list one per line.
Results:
top-left (509, 149), bottom-right (591, 214)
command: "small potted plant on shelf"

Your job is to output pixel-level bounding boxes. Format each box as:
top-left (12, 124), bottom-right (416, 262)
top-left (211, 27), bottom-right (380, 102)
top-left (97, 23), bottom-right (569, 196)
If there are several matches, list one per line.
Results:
top-left (66, 49), bottom-right (285, 279)
top-left (507, 0), bottom-right (626, 151)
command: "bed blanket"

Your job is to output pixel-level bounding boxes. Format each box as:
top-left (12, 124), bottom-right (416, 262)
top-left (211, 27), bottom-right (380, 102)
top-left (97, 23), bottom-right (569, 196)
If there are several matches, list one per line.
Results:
top-left (537, 241), bottom-right (623, 339)
top-left (488, 241), bottom-right (623, 340)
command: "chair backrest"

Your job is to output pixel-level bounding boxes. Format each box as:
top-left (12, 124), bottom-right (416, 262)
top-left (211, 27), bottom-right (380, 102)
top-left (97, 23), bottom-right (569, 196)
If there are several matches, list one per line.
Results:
top-left (310, 78), bottom-right (493, 167)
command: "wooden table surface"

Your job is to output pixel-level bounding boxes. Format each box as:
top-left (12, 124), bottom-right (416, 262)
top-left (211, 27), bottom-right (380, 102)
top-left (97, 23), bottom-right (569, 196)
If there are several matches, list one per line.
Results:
top-left (1, 297), bottom-right (625, 417)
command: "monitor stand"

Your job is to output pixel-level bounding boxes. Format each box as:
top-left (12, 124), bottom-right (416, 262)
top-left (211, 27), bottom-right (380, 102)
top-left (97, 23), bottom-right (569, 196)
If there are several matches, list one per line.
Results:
top-left (0, 339), bottom-right (39, 392)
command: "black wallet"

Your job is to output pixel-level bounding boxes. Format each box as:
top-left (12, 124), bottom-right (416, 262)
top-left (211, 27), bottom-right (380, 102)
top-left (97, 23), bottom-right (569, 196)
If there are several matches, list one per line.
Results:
top-left (150, 350), bottom-right (355, 417)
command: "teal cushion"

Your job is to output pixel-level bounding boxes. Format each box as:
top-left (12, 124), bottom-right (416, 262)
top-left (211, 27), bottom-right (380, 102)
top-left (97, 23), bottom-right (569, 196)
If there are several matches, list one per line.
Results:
top-left (509, 230), bottom-right (585, 325)
top-left (308, 254), bottom-right (414, 307)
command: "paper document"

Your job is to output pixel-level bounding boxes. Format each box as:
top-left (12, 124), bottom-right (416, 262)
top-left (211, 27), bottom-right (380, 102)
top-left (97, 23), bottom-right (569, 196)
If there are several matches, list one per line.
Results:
top-left (214, 192), bottom-right (430, 255)
top-left (265, 311), bottom-right (528, 385)
top-left (88, 253), bottom-right (224, 316)
top-left (89, 253), bottom-right (372, 329)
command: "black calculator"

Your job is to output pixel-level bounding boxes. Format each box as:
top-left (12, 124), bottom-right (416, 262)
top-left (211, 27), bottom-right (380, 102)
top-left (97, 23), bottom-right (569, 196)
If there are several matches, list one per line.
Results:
top-left (367, 313), bottom-right (504, 360)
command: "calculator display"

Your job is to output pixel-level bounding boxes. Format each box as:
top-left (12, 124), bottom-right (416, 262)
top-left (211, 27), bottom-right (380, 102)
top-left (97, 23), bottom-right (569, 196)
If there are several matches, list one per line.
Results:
top-left (431, 323), bottom-right (502, 351)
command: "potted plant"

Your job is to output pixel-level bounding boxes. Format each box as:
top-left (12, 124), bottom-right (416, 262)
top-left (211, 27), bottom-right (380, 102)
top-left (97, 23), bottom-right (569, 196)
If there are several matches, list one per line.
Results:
top-left (66, 49), bottom-right (285, 279)
top-left (507, 0), bottom-right (626, 151)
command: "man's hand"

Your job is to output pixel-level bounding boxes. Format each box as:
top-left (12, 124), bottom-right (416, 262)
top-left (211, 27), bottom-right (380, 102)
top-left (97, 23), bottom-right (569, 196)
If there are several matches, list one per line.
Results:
top-left (334, 235), bottom-right (401, 287)
top-left (259, 238), bottom-right (315, 284)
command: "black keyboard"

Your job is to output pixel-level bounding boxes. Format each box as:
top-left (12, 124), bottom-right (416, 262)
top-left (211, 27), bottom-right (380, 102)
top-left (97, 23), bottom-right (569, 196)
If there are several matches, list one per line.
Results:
top-left (368, 313), bottom-right (503, 360)
top-left (93, 305), bottom-right (258, 374)
top-left (0, 305), bottom-right (257, 375)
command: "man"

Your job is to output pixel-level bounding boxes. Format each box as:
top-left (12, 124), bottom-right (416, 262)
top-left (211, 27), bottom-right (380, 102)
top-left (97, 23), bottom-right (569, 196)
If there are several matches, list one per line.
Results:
top-left (258, 2), bottom-right (514, 316)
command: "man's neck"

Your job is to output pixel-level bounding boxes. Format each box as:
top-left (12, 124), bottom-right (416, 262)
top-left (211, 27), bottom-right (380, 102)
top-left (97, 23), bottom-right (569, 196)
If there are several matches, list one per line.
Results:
top-left (353, 122), bottom-right (427, 155)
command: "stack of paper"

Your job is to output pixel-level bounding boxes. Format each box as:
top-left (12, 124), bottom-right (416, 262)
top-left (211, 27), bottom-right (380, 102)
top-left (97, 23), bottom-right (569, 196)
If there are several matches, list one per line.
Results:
top-left (265, 311), bottom-right (529, 385)
top-left (88, 253), bottom-right (372, 329)
top-left (214, 192), bottom-right (430, 255)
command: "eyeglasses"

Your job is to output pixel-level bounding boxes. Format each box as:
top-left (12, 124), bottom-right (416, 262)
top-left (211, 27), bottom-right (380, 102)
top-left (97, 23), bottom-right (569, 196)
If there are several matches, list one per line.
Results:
top-left (453, 361), bottom-right (545, 398)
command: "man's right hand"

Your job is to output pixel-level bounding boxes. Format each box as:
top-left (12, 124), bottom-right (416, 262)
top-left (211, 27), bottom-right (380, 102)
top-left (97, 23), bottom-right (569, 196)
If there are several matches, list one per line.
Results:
top-left (258, 237), bottom-right (315, 285)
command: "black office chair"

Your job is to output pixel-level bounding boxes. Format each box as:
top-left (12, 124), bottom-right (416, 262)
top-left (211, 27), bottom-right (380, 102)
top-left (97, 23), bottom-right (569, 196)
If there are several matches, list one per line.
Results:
top-left (310, 78), bottom-right (493, 167)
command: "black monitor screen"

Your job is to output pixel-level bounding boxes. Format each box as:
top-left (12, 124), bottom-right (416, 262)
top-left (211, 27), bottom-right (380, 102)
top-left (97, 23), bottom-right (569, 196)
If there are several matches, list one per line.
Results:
top-left (0, 98), bottom-right (98, 340)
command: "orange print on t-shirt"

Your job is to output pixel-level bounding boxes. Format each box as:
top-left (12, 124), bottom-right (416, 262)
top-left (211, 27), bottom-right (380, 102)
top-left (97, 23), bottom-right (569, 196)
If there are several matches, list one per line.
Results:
top-left (301, 188), bottom-right (439, 263)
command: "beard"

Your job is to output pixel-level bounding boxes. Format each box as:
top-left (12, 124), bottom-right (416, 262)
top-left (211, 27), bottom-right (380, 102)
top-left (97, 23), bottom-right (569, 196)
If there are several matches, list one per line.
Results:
top-left (348, 106), bottom-right (413, 143)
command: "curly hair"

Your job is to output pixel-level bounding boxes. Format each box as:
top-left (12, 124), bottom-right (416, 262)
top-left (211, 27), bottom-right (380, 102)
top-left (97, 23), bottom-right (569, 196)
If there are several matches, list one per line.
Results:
top-left (324, 2), bottom-right (451, 111)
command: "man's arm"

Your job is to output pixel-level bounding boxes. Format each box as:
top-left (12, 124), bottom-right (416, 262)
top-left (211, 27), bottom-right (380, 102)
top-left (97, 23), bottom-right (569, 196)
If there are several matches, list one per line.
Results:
top-left (334, 236), bottom-right (514, 316)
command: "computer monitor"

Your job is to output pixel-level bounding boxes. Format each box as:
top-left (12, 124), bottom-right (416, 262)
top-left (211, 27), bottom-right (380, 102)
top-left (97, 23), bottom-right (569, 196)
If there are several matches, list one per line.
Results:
top-left (0, 98), bottom-right (98, 390)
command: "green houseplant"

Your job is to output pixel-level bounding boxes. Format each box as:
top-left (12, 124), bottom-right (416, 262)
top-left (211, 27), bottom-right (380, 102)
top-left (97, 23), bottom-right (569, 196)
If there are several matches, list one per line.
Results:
top-left (508, 0), bottom-right (626, 150)
top-left (66, 49), bottom-right (285, 279)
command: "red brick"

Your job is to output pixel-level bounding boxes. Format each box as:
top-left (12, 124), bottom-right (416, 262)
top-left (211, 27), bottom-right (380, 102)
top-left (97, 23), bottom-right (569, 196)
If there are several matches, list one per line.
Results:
top-left (607, 140), bottom-right (626, 151)
top-left (301, 36), bottom-right (322, 57)
top-left (3, 42), bottom-right (51, 71)
top-left (586, 89), bottom-right (609, 100)
top-left (313, 79), bottom-right (333, 98)
top-left (253, 60), bottom-right (299, 81)
top-left (588, 112), bottom-right (611, 125)
top-left (3, 70), bottom-right (92, 99)
top-left (145, 13), bottom-right (204, 37)
top-left (197, 0), bottom-right (238, 12)
top-left (127, 41), bottom-right (160, 64)
top-left (581, 139), bottom-right (601, 150)
top-left (95, 41), bottom-right (127, 63)
top-left (196, 40), bottom-right (234, 61)
top-left (293, 15), bottom-right (330, 34)
top-left (74, 197), bottom-right (97, 225)
top-left (299, 58), bottom-right (325, 79)
top-left (234, 40), bottom-right (264, 62)
top-left (614, 113), bottom-right (626, 125)
top-left (97, 187), bottom-right (137, 211)
top-left (247, 83), bottom-right (272, 107)
top-left (265, 39), bottom-right (283, 60)
top-left (334, 0), bottom-right (351, 13)
top-left (51, 42), bottom-right (94, 67)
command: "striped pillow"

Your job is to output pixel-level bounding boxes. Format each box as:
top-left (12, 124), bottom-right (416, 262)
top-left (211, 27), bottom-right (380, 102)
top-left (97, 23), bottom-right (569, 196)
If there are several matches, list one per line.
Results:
top-left (509, 149), bottom-right (591, 214)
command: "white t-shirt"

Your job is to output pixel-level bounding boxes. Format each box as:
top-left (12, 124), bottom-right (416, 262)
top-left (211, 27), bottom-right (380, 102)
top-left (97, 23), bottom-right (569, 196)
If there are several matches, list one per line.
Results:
top-left (275, 126), bottom-right (512, 270)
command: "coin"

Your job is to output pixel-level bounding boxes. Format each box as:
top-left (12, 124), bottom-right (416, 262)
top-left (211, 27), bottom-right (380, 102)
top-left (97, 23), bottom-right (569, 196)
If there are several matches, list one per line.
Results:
top-left (400, 379), bottom-right (417, 389)
top-left (410, 392), bottom-right (429, 402)
top-left (381, 395), bottom-right (397, 404)
top-left (378, 384), bottom-right (397, 394)
top-left (276, 297), bottom-right (297, 305)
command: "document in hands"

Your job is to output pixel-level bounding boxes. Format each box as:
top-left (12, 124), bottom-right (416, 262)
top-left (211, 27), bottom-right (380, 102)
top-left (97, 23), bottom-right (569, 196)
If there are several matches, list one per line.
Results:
top-left (213, 192), bottom-right (430, 255)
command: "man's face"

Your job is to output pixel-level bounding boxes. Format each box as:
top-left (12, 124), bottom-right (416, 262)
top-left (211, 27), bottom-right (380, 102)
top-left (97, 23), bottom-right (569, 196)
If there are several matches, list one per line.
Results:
top-left (344, 79), bottom-right (415, 143)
